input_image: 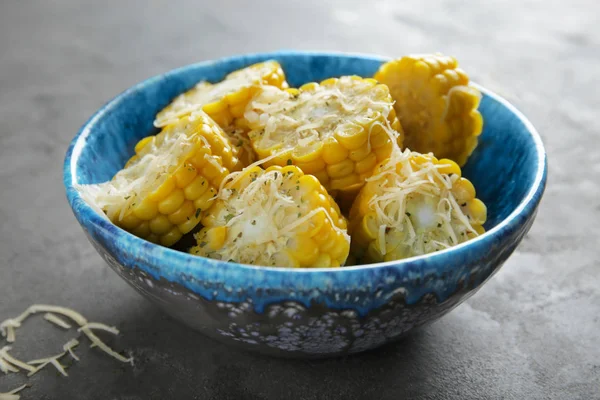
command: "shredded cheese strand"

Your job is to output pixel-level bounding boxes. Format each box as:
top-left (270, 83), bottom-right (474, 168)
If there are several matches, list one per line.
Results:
top-left (63, 339), bottom-right (80, 362)
top-left (43, 313), bottom-right (72, 330)
top-left (80, 327), bottom-right (133, 365)
top-left (78, 323), bottom-right (119, 336)
top-left (0, 384), bottom-right (28, 400)
top-left (0, 347), bottom-right (36, 373)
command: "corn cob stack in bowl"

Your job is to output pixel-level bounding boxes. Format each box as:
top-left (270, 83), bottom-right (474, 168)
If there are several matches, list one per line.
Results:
top-left (77, 53), bottom-right (488, 267)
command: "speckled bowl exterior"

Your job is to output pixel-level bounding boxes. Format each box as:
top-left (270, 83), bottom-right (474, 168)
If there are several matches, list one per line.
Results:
top-left (63, 51), bottom-right (547, 358)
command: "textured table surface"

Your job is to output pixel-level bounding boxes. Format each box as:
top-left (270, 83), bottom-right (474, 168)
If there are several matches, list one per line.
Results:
top-left (1, 1), bottom-right (599, 399)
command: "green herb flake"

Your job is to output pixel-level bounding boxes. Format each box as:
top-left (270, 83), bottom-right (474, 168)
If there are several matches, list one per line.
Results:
top-left (437, 223), bottom-right (442, 228)
top-left (195, 208), bottom-right (202, 218)
top-left (405, 212), bottom-right (411, 217)
top-left (199, 241), bottom-right (207, 248)
top-left (287, 159), bottom-right (293, 165)
top-left (124, 196), bottom-right (131, 200)
top-left (237, 140), bottom-right (243, 147)
top-left (251, 220), bottom-right (256, 225)
top-left (224, 214), bottom-right (234, 223)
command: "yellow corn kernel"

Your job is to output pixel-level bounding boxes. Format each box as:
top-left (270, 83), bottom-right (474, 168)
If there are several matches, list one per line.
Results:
top-left (355, 153), bottom-right (377, 174)
top-left (158, 189), bottom-right (185, 215)
top-left (313, 253), bottom-right (332, 268)
top-left (132, 222), bottom-right (150, 238)
top-left (149, 215), bottom-right (172, 235)
top-left (135, 136), bottom-right (154, 153)
top-left (161, 227), bottom-right (183, 247)
top-left (206, 226), bottom-right (228, 250)
top-left (175, 164), bottom-right (197, 188)
top-left (133, 199), bottom-right (159, 221)
top-left (326, 159), bottom-right (354, 179)
top-left (184, 175), bottom-right (209, 200)
top-left (437, 158), bottom-right (461, 176)
top-left (292, 142), bottom-right (324, 163)
top-left (468, 198), bottom-right (487, 224)
top-left (193, 187), bottom-right (217, 211)
top-left (168, 200), bottom-right (195, 225)
top-left (225, 86), bottom-right (251, 105)
top-left (330, 174), bottom-right (361, 191)
top-left (178, 212), bottom-right (202, 235)
top-left (148, 178), bottom-right (176, 203)
top-left (322, 138), bottom-right (349, 165)
top-left (453, 177), bottom-right (476, 203)
top-left (202, 99), bottom-right (228, 114)
top-left (119, 213), bottom-right (141, 230)
top-left (296, 158), bottom-right (326, 174)
top-left (288, 236), bottom-right (319, 265)
top-left (348, 145), bottom-right (371, 162)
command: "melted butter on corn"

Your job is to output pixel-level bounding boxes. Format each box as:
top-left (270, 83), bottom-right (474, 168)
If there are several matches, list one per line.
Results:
top-left (349, 148), bottom-right (487, 262)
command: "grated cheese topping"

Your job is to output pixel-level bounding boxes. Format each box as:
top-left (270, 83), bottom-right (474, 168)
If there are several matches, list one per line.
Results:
top-left (245, 76), bottom-right (394, 153)
top-left (198, 167), bottom-right (349, 267)
top-left (364, 148), bottom-right (479, 257)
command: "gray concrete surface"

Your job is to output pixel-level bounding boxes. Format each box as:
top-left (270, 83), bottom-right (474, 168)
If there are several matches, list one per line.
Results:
top-left (1, 0), bottom-right (599, 399)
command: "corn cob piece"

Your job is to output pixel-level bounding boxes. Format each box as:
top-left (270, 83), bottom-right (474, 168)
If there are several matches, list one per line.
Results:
top-left (87, 111), bottom-right (239, 247)
top-left (349, 149), bottom-right (487, 263)
top-left (374, 54), bottom-right (483, 166)
top-left (244, 76), bottom-right (404, 193)
top-left (154, 60), bottom-right (288, 129)
top-left (190, 165), bottom-right (350, 268)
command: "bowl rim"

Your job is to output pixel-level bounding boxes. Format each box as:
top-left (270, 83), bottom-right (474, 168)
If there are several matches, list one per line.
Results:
top-left (64, 50), bottom-right (548, 274)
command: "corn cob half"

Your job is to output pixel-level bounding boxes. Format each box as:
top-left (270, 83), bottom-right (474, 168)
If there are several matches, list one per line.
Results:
top-left (154, 60), bottom-right (288, 130)
top-left (84, 111), bottom-right (239, 247)
top-left (190, 165), bottom-right (350, 268)
top-left (374, 54), bottom-right (483, 166)
top-left (349, 149), bottom-right (487, 263)
top-left (244, 76), bottom-right (404, 193)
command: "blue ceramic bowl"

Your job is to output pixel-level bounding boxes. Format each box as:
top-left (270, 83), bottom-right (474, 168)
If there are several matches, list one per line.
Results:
top-left (64, 51), bottom-right (547, 358)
